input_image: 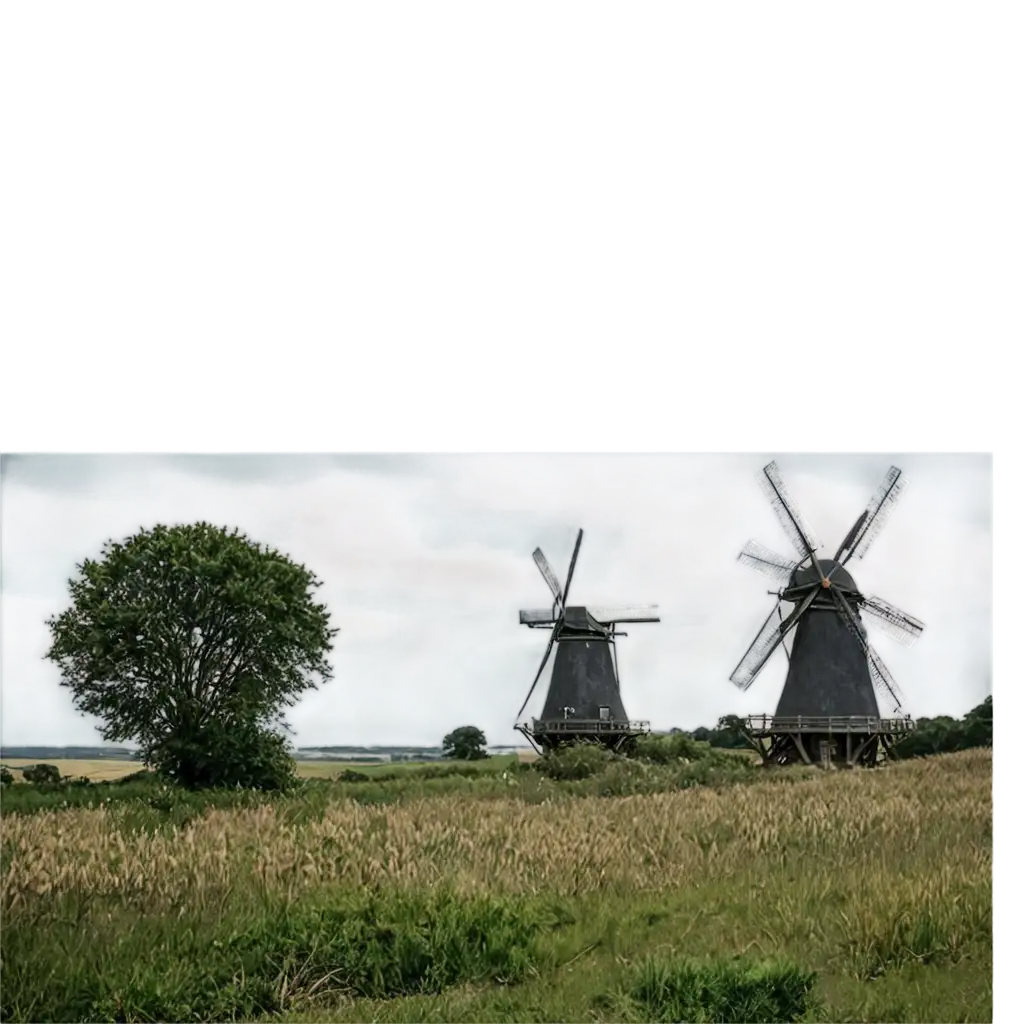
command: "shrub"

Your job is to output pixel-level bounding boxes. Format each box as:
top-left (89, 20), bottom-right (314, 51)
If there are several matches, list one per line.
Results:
top-left (621, 954), bottom-right (819, 1023)
top-left (534, 742), bottom-right (617, 781)
top-left (21, 763), bottom-right (61, 785)
top-left (0, 765), bottom-right (14, 786)
top-left (633, 732), bottom-right (713, 764)
top-left (148, 717), bottom-right (298, 792)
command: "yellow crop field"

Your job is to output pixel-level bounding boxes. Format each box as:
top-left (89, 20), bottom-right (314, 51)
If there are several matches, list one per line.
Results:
top-left (1, 758), bottom-right (142, 783)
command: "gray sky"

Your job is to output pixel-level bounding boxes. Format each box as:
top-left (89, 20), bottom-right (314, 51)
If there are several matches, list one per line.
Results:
top-left (0, 453), bottom-right (991, 749)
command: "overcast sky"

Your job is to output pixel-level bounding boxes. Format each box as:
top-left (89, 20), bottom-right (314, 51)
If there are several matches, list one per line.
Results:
top-left (0, 453), bottom-right (990, 749)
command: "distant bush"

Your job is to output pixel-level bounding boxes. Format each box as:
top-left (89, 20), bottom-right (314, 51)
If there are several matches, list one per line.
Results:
top-left (21, 763), bottom-right (61, 785)
top-left (365, 762), bottom-right (493, 783)
top-left (337, 768), bottom-right (371, 783)
top-left (0, 765), bottom-right (14, 786)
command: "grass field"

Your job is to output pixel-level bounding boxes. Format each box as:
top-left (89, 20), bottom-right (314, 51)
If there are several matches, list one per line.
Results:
top-left (0, 747), bottom-right (992, 1022)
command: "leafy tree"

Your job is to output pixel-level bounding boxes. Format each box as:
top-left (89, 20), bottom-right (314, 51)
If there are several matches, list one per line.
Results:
top-left (0, 766), bottom-right (14, 786)
top-left (45, 522), bottom-right (337, 789)
top-left (441, 726), bottom-right (489, 761)
top-left (896, 697), bottom-right (992, 759)
top-left (963, 696), bottom-right (993, 747)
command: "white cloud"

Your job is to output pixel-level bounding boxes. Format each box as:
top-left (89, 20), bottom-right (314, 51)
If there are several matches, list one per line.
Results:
top-left (0, 454), bottom-right (991, 748)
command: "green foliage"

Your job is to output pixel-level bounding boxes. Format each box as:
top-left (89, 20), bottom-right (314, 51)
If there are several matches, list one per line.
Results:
top-left (534, 741), bottom-right (616, 780)
top-left (441, 725), bottom-right (489, 761)
top-left (21, 763), bottom-right (62, 785)
top-left (0, 886), bottom-right (545, 1023)
top-left (560, 736), bottom-right (754, 798)
top-left (44, 522), bottom-right (336, 790)
top-left (0, 768), bottom-right (301, 821)
top-left (147, 716), bottom-right (298, 791)
top-left (0, 765), bottom-right (14, 786)
top-left (332, 760), bottom-right (496, 785)
top-left (681, 697), bottom-right (994, 763)
top-left (633, 731), bottom-right (713, 764)
top-left (709, 714), bottom-right (753, 749)
top-left (897, 697), bottom-right (992, 759)
top-left (618, 954), bottom-right (819, 1023)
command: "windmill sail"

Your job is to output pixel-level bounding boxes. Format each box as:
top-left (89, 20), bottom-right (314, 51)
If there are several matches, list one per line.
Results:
top-left (731, 599), bottom-right (787, 689)
top-left (860, 595), bottom-right (924, 646)
top-left (759, 461), bottom-right (821, 559)
top-left (737, 540), bottom-right (800, 582)
top-left (532, 548), bottom-right (564, 610)
top-left (839, 466), bottom-right (904, 563)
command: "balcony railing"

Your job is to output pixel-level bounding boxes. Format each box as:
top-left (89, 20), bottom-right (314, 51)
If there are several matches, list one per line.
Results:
top-left (516, 718), bottom-right (651, 735)
top-left (746, 714), bottom-right (916, 735)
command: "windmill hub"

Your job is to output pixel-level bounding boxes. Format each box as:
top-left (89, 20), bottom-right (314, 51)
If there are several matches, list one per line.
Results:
top-left (787, 559), bottom-right (856, 593)
top-left (731, 462), bottom-right (924, 769)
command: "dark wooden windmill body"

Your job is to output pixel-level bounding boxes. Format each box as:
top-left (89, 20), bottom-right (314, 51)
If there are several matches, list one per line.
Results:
top-left (731, 463), bottom-right (924, 768)
top-left (516, 530), bottom-right (658, 752)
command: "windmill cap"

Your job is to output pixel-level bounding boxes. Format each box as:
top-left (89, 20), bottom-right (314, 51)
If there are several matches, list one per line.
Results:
top-left (789, 559), bottom-right (858, 592)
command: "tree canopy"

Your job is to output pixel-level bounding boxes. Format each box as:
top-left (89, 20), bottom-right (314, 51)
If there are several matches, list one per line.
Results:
top-left (45, 522), bottom-right (337, 786)
top-left (442, 726), bottom-right (488, 761)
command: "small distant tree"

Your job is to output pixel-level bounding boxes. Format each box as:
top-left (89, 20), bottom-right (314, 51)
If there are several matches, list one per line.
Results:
top-left (45, 522), bottom-right (337, 790)
top-left (710, 715), bottom-right (749, 749)
top-left (0, 766), bottom-right (14, 786)
top-left (442, 726), bottom-right (488, 761)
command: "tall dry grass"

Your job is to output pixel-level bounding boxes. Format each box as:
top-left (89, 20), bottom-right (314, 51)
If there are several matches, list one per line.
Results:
top-left (3, 749), bottom-right (990, 913)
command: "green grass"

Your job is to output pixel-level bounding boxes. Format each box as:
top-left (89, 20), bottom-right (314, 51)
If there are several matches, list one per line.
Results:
top-left (1, 748), bottom-right (992, 1023)
top-left (0, 747), bottom-right (759, 818)
top-left (1, 886), bottom-right (548, 1023)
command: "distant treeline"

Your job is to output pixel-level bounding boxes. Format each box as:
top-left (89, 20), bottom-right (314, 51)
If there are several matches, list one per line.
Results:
top-left (4, 700), bottom-right (991, 765)
top-left (0, 746), bottom-right (140, 761)
top-left (0, 745), bottom-right (445, 763)
top-left (674, 696), bottom-right (993, 758)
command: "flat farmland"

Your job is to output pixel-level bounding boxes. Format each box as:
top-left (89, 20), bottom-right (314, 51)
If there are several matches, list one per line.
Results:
top-left (1, 754), bottom-right (533, 783)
